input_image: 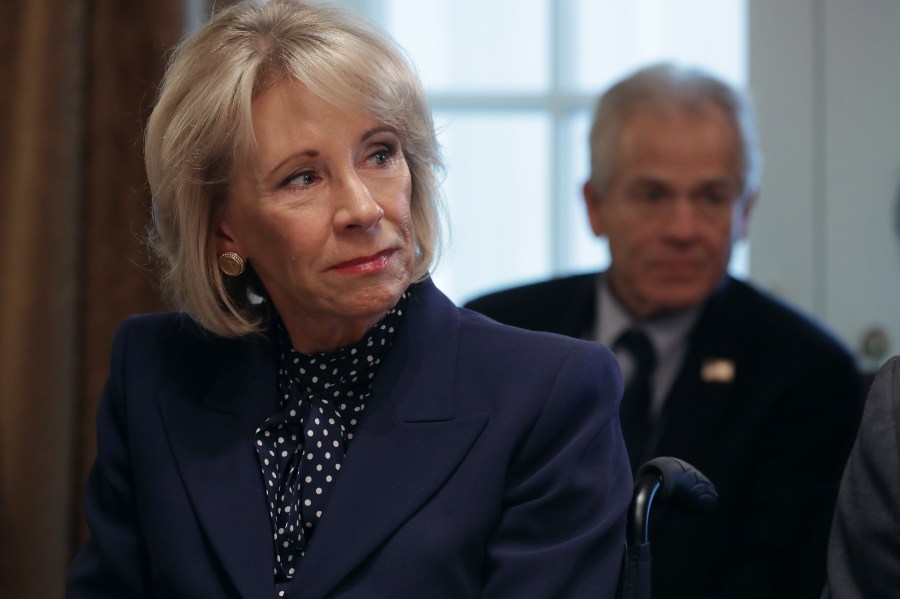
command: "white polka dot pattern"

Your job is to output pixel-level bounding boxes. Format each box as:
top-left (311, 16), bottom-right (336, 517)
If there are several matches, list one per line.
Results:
top-left (255, 291), bottom-right (408, 585)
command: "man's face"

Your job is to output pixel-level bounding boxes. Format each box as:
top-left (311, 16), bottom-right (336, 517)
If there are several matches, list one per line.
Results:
top-left (584, 103), bottom-right (755, 319)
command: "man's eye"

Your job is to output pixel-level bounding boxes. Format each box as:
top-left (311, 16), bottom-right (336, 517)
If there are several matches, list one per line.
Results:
top-left (698, 191), bottom-right (732, 207)
top-left (635, 189), bottom-right (664, 203)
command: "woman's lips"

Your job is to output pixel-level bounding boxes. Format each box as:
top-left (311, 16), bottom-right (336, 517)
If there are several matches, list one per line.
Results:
top-left (331, 249), bottom-right (394, 274)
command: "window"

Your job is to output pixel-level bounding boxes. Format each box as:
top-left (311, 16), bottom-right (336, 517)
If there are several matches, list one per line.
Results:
top-left (339, 0), bottom-right (747, 304)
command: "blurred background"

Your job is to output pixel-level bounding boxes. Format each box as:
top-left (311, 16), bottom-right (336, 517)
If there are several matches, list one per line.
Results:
top-left (2, 0), bottom-right (899, 596)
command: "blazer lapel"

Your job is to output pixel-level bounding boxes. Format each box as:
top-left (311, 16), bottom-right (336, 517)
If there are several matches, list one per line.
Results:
top-left (650, 280), bottom-right (741, 460)
top-left (160, 334), bottom-right (281, 599)
top-left (293, 280), bottom-right (488, 599)
top-left (651, 355), bottom-right (736, 462)
top-left (295, 409), bottom-right (487, 598)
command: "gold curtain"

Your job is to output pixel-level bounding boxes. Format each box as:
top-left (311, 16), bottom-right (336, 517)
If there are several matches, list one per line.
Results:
top-left (0, 0), bottom-right (185, 596)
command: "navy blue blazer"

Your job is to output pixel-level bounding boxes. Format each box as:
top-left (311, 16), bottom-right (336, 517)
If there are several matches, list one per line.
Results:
top-left (466, 273), bottom-right (863, 599)
top-left (68, 279), bottom-right (631, 598)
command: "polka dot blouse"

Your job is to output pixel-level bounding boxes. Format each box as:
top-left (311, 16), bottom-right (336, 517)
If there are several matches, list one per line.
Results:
top-left (255, 290), bottom-right (408, 585)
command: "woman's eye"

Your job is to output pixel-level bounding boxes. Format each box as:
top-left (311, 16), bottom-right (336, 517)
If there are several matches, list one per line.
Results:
top-left (284, 171), bottom-right (317, 188)
top-left (368, 143), bottom-right (396, 166)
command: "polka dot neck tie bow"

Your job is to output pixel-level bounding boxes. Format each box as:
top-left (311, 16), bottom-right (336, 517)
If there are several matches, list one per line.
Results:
top-left (256, 291), bottom-right (408, 582)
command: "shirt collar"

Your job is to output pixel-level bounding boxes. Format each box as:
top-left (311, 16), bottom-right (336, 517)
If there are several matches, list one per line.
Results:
top-left (596, 273), bottom-right (702, 360)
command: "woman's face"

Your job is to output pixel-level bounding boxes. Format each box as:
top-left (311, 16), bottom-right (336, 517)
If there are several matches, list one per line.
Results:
top-left (216, 78), bottom-right (415, 353)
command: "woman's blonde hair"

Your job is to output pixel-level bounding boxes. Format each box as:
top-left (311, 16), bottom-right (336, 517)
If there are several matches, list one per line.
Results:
top-left (145, 0), bottom-right (445, 337)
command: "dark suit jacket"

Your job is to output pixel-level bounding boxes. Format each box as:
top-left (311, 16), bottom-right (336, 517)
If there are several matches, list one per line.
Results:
top-left (67, 279), bottom-right (632, 599)
top-left (466, 273), bottom-right (863, 599)
top-left (822, 356), bottom-right (900, 599)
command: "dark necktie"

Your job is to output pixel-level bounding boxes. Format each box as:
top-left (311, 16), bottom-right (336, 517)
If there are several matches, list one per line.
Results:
top-left (615, 328), bottom-right (657, 472)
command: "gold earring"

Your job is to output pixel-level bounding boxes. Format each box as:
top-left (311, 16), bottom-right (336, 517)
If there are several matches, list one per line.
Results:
top-left (218, 252), bottom-right (245, 276)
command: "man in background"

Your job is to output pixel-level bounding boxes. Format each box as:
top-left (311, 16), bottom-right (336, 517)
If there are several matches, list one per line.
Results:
top-left (465, 63), bottom-right (862, 598)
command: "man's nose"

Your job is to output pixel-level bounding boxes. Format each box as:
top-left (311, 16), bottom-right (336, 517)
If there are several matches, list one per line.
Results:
top-left (662, 197), bottom-right (701, 239)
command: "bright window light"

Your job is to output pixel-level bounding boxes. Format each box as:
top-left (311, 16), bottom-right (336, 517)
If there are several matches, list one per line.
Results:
top-left (351, 0), bottom-right (747, 304)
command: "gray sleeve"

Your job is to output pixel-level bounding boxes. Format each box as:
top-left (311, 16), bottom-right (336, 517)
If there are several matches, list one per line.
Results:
top-left (823, 356), bottom-right (900, 599)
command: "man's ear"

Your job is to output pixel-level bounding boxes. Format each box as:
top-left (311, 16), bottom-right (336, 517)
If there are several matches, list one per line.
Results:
top-left (583, 180), bottom-right (606, 237)
top-left (736, 191), bottom-right (759, 240)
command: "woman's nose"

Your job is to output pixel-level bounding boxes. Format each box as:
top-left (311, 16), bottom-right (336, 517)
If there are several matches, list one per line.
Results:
top-left (334, 171), bottom-right (384, 231)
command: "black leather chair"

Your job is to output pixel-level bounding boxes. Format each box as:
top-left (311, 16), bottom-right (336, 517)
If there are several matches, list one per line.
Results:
top-left (617, 457), bottom-right (718, 599)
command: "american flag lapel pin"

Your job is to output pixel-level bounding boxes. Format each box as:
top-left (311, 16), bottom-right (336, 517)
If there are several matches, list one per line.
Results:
top-left (701, 358), bottom-right (735, 383)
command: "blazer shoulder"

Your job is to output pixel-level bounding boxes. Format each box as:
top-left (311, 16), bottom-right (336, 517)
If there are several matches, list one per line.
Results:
top-left (113, 311), bottom-right (259, 351)
top-left (713, 278), bottom-right (854, 360)
top-left (458, 306), bottom-right (620, 380)
top-left (108, 312), bottom-right (270, 397)
top-left (462, 273), bottom-right (598, 336)
top-left (464, 273), bottom-right (595, 310)
top-left (872, 355), bottom-right (900, 415)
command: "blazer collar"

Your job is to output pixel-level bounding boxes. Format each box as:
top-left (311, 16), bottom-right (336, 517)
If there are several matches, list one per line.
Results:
top-left (160, 331), bottom-right (280, 598)
top-left (161, 279), bottom-right (487, 598)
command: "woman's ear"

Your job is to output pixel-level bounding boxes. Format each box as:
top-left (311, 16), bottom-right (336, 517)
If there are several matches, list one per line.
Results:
top-left (214, 214), bottom-right (240, 256)
top-left (583, 180), bottom-right (606, 238)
